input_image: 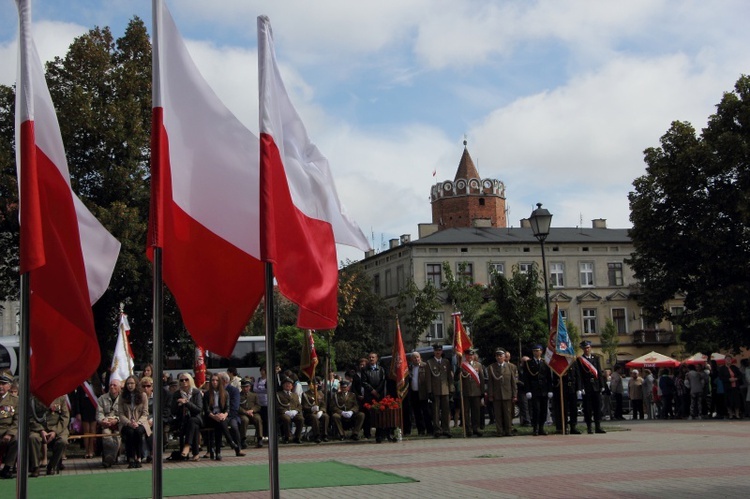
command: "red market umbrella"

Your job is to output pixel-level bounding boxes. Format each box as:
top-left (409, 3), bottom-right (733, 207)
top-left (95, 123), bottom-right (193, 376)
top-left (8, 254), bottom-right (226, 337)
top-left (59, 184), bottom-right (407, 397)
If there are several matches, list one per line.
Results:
top-left (625, 351), bottom-right (681, 369)
top-left (683, 353), bottom-right (732, 365)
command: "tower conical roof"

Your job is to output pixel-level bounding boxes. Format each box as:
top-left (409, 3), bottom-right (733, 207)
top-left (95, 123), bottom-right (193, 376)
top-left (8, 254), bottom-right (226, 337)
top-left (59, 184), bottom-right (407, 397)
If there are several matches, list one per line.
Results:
top-left (454, 140), bottom-right (480, 181)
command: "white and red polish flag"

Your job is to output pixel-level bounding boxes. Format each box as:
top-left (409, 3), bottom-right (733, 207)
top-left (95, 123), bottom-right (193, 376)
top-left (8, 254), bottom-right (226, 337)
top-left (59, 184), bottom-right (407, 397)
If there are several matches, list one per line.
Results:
top-left (148, 0), bottom-right (265, 356)
top-left (15, 0), bottom-right (120, 405)
top-left (257, 16), bottom-right (370, 329)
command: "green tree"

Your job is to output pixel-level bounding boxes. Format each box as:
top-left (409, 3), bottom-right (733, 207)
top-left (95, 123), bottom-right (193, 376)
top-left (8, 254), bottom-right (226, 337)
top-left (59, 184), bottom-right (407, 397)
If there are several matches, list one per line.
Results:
top-left (628, 75), bottom-right (750, 352)
top-left (599, 319), bottom-right (619, 368)
top-left (397, 279), bottom-right (441, 350)
top-left (472, 265), bottom-right (547, 362)
top-left (441, 261), bottom-right (486, 329)
top-left (274, 326), bottom-right (334, 379)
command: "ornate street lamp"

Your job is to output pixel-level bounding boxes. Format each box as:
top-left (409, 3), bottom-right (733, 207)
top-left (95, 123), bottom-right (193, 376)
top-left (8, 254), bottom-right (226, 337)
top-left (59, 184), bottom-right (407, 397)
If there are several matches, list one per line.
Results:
top-left (529, 203), bottom-right (553, 333)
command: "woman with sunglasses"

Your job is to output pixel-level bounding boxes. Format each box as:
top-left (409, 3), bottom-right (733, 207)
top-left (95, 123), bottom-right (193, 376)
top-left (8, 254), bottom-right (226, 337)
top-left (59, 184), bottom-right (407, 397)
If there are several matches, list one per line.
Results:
top-left (119, 375), bottom-right (150, 468)
top-left (171, 372), bottom-right (203, 461)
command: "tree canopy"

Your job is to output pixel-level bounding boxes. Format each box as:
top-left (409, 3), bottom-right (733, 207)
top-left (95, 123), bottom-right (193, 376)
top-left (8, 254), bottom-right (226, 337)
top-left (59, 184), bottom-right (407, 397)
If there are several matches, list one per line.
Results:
top-left (628, 74), bottom-right (750, 352)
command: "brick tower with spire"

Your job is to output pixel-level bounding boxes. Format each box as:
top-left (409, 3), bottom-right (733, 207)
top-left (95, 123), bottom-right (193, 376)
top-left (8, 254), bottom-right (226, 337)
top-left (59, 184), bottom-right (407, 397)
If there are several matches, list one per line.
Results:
top-left (430, 140), bottom-right (507, 231)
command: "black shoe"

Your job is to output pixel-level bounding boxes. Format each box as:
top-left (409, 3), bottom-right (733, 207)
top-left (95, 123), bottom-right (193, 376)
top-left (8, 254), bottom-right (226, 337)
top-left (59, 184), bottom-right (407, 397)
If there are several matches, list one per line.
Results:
top-left (58, 462), bottom-right (65, 471)
top-left (256, 440), bottom-right (263, 448)
top-left (444, 432), bottom-right (452, 438)
top-left (533, 430), bottom-right (539, 436)
top-left (587, 427), bottom-right (594, 434)
top-left (351, 434), bottom-right (360, 441)
top-left (433, 433), bottom-right (441, 438)
top-left (0, 466), bottom-right (13, 480)
top-left (280, 438), bottom-right (289, 444)
top-left (215, 454), bottom-right (222, 461)
top-left (474, 432), bottom-right (482, 437)
top-left (538, 429), bottom-right (547, 436)
top-left (235, 448), bottom-right (246, 457)
top-left (30, 468), bottom-right (40, 478)
top-left (292, 438), bottom-right (301, 444)
top-left (570, 428), bottom-right (582, 435)
top-left (127, 461), bottom-right (135, 469)
top-left (595, 426), bottom-right (607, 434)
top-left (240, 441), bottom-right (248, 450)
top-left (322, 436), bottom-right (329, 442)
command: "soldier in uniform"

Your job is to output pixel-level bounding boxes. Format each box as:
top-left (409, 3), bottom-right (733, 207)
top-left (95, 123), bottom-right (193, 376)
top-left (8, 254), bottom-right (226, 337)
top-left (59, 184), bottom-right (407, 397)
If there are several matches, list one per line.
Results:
top-left (460, 348), bottom-right (485, 437)
top-left (29, 395), bottom-right (70, 476)
top-left (331, 380), bottom-right (365, 440)
top-left (426, 344), bottom-right (454, 437)
top-left (301, 377), bottom-right (330, 443)
top-left (276, 377), bottom-right (304, 443)
top-left (407, 351), bottom-right (433, 436)
top-left (522, 344), bottom-right (552, 436)
top-left (552, 363), bottom-right (581, 434)
top-left (96, 377), bottom-right (122, 467)
top-left (487, 348), bottom-right (517, 436)
top-left (239, 379), bottom-right (263, 448)
top-left (577, 340), bottom-right (607, 434)
top-left (0, 373), bottom-right (18, 479)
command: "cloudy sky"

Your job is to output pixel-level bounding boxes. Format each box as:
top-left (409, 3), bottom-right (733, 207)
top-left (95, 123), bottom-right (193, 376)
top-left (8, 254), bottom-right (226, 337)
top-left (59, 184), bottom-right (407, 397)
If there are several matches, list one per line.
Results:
top-left (2, 0), bottom-right (749, 263)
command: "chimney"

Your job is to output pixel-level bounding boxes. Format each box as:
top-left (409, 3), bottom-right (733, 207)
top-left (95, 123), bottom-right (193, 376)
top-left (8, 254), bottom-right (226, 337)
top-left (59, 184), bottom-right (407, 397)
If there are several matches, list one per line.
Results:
top-left (418, 223), bottom-right (439, 238)
top-left (520, 218), bottom-right (531, 228)
top-left (365, 249), bottom-right (375, 258)
top-left (400, 234), bottom-right (411, 244)
top-left (389, 238), bottom-right (399, 249)
top-left (592, 219), bottom-right (607, 229)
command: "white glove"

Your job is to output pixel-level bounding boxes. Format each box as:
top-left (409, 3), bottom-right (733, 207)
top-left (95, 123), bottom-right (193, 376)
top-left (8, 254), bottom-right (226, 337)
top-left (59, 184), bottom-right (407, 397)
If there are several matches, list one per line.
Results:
top-left (576, 390), bottom-right (582, 398)
top-left (284, 410), bottom-right (298, 418)
top-left (547, 392), bottom-right (553, 399)
top-left (315, 411), bottom-right (323, 419)
top-left (342, 410), bottom-right (353, 419)
top-left (311, 405), bottom-right (319, 412)
top-left (581, 389), bottom-right (586, 395)
top-left (525, 392), bottom-right (532, 400)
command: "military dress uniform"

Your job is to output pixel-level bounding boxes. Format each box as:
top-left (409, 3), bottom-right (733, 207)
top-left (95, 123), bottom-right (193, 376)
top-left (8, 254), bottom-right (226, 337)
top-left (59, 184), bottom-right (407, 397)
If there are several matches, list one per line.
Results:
top-left (239, 385), bottom-right (263, 447)
top-left (487, 354), bottom-right (517, 436)
top-left (96, 391), bottom-right (121, 467)
top-left (577, 342), bottom-right (606, 434)
top-left (29, 395), bottom-right (69, 476)
top-left (301, 388), bottom-right (330, 443)
top-left (522, 350), bottom-right (552, 435)
top-left (0, 377), bottom-right (19, 479)
top-left (552, 365), bottom-right (581, 434)
top-left (426, 348), bottom-right (454, 437)
top-left (276, 385), bottom-right (304, 443)
top-left (460, 351), bottom-right (485, 437)
top-left (331, 384), bottom-right (365, 440)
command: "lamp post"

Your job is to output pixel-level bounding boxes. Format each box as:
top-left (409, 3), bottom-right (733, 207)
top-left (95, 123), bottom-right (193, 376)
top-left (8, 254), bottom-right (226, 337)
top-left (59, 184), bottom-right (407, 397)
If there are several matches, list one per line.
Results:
top-left (529, 203), bottom-right (553, 334)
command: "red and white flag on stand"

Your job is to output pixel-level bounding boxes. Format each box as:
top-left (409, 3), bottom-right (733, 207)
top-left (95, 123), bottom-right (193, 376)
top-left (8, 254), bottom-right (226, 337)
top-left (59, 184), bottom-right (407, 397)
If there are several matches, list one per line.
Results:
top-left (149, 0), bottom-right (266, 356)
top-left (15, 0), bottom-right (120, 404)
top-left (258, 15), bottom-right (370, 330)
top-left (300, 330), bottom-right (319, 382)
top-left (110, 311), bottom-right (134, 384)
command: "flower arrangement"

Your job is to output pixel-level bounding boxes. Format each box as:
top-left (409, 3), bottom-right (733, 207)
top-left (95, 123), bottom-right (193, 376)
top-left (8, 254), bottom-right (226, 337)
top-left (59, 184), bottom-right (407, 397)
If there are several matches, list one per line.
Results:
top-left (364, 395), bottom-right (402, 411)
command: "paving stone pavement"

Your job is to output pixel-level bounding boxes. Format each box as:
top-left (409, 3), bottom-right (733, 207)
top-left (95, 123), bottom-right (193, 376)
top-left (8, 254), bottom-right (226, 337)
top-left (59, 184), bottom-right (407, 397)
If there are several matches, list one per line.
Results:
top-left (36, 418), bottom-right (750, 498)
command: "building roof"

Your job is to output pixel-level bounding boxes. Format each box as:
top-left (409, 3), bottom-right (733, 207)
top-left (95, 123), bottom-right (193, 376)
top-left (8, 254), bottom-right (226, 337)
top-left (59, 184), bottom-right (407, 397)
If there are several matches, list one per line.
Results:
top-left (454, 143), bottom-right (480, 181)
top-left (411, 226), bottom-right (632, 246)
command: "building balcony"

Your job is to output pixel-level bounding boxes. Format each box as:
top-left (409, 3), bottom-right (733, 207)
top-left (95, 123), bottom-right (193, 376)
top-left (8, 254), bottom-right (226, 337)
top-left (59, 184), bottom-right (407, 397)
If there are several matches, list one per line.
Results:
top-left (627, 329), bottom-right (675, 345)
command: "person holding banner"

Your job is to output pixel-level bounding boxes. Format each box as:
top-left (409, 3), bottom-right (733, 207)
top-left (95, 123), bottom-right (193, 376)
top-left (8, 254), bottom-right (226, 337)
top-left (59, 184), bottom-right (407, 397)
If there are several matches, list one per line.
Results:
top-left (460, 348), bottom-right (484, 437)
top-left (522, 345), bottom-right (553, 436)
top-left (577, 341), bottom-right (607, 434)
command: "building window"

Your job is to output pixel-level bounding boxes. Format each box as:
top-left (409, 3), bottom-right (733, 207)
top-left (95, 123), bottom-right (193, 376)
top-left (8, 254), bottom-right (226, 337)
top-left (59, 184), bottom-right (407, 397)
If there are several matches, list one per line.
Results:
top-left (670, 306), bottom-right (684, 331)
top-left (550, 262), bottom-right (565, 287)
top-left (426, 263), bottom-right (442, 287)
top-left (560, 309), bottom-right (567, 325)
top-left (385, 269), bottom-right (392, 296)
top-left (430, 312), bottom-right (445, 340)
top-left (612, 308), bottom-right (627, 334)
top-left (488, 262), bottom-right (504, 276)
top-left (457, 262), bottom-right (474, 284)
top-left (396, 265), bottom-right (405, 292)
top-left (519, 262), bottom-right (533, 274)
top-left (582, 308), bottom-right (597, 334)
top-left (373, 274), bottom-right (380, 295)
top-left (608, 263), bottom-right (623, 286)
top-left (579, 262), bottom-right (594, 287)
top-left (478, 198), bottom-right (485, 206)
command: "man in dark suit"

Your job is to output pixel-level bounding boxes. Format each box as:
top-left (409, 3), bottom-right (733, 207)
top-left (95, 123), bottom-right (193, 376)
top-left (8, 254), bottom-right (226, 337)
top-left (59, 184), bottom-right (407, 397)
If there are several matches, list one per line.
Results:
top-left (522, 344), bottom-right (552, 436)
top-left (360, 352), bottom-right (387, 442)
top-left (577, 340), bottom-right (606, 434)
top-left (405, 351), bottom-right (432, 436)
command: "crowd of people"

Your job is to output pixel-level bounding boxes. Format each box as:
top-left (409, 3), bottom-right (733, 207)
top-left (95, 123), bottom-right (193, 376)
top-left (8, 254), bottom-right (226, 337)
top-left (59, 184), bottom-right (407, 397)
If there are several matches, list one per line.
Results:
top-left (1, 346), bottom-right (748, 479)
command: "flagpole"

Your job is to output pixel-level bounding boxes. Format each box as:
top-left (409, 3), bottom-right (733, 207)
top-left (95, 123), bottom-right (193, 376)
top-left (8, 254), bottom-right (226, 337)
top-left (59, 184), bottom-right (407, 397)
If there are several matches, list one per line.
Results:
top-left (264, 263), bottom-right (280, 499)
top-left (557, 372), bottom-right (566, 435)
top-left (459, 356), bottom-right (467, 438)
top-left (152, 247), bottom-right (164, 499)
top-left (17, 273), bottom-right (30, 498)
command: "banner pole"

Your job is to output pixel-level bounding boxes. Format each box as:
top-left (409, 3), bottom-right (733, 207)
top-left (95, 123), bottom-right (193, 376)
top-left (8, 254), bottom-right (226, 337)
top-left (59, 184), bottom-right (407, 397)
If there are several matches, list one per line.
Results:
top-left (264, 263), bottom-right (280, 499)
